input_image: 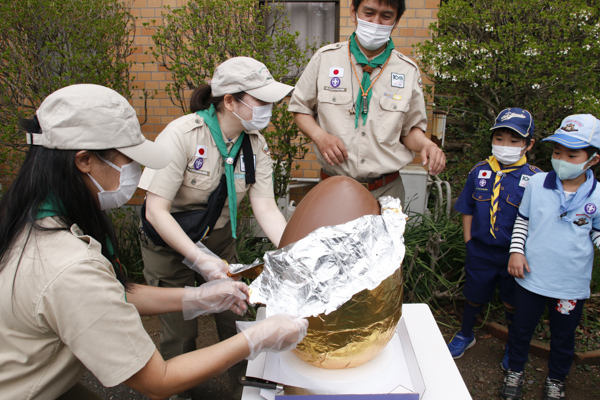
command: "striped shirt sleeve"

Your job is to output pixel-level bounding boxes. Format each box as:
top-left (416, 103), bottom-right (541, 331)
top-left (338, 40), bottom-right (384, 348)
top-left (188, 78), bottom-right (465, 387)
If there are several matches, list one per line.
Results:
top-left (510, 215), bottom-right (529, 254)
top-left (591, 230), bottom-right (600, 249)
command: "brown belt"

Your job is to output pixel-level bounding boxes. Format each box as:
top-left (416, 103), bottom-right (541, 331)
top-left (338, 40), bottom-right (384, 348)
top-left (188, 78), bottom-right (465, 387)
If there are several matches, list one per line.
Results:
top-left (320, 170), bottom-right (400, 192)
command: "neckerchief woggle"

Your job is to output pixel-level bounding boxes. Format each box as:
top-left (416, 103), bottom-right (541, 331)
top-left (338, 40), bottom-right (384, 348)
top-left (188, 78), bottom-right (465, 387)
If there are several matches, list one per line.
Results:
top-left (556, 169), bottom-right (595, 223)
top-left (349, 32), bottom-right (394, 128)
top-left (487, 155), bottom-right (527, 238)
top-left (195, 105), bottom-right (245, 239)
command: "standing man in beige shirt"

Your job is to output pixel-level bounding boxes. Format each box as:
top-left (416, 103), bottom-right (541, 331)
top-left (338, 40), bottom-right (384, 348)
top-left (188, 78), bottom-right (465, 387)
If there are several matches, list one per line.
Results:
top-left (290, 0), bottom-right (445, 202)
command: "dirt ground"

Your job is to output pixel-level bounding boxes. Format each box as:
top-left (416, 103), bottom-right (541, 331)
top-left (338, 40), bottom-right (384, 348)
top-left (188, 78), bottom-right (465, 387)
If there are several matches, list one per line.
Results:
top-left (80, 314), bottom-right (600, 400)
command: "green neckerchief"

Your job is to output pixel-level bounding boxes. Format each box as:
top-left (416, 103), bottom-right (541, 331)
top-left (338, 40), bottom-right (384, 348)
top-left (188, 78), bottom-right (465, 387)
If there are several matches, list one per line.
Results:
top-left (349, 32), bottom-right (395, 128)
top-left (36, 195), bottom-right (63, 219)
top-left (36, 196), bottom-right (127, 301)
top-left (195, 105), bottom-right (245, 239)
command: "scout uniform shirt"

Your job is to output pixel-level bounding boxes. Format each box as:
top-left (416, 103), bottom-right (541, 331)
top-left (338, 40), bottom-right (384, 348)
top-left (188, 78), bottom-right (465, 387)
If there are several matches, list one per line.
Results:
top-left (0, 217), bottom-right (155, 400)
top-left (289, 41), bottom-right (428, 181)
top-left (138, 113), bottom-right (275, 230)
top-left (454, 159), bottom-right (542, 248)
top-left (517, 170), bottom-right (600, 300)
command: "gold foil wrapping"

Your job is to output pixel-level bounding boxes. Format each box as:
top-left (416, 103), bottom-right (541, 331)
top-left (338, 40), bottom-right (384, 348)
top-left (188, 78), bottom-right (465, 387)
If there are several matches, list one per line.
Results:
top-left (292, 268), bottom-right (403, 369)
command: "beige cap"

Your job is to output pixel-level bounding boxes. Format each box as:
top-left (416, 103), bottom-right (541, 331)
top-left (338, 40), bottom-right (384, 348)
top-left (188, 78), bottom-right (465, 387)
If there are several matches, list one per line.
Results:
top-left (211, 57), bottom-right (294, 103)
top-left (28, 84), bottom-right (172, 169)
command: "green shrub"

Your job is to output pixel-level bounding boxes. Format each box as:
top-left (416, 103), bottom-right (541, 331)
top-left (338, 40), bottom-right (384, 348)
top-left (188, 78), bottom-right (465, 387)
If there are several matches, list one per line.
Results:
top-left (0, 0), bottom-right (137, 186)
top-left (415, 0), bottom-right (600, 171)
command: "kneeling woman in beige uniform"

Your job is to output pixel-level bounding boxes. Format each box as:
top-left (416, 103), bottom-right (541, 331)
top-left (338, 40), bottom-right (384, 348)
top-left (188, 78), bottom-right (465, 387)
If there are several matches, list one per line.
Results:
top-left (0, 84), bottom-right (307, 400)
top-left (138, 57), bottom-right (292, 397)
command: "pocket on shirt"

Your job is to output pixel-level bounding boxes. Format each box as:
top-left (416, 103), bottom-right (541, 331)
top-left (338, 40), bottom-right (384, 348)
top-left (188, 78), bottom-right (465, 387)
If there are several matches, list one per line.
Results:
top-left (181, 164), bottom-right (212, 191)
top-left (506, 194), bottom-right (522, 208)
top-left (376, 96), bottom-right (409, 145)
top-left (472, 192), bottom-right (491, 202)
top-left (317, 91), bottom-right (353, 136)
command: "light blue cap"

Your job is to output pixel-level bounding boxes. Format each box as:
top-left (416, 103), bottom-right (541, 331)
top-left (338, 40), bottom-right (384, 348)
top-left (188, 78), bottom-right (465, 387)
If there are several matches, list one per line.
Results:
top-left (542, 114), bottom-right (600, 149)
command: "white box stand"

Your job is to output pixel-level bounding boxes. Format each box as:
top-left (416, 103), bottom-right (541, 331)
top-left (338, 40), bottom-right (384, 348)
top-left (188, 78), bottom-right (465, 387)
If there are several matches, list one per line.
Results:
top-left (242, 304), bottom-right (471, 399)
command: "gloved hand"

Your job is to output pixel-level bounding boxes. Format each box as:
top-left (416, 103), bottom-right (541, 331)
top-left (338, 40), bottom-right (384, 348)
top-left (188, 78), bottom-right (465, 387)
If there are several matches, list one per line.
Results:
top-left (182, 279), bottom-right (249, 320)
top-left (182, 244), bottom-right (234, 281)
top-left (237, 314), bottom-right (309, 360)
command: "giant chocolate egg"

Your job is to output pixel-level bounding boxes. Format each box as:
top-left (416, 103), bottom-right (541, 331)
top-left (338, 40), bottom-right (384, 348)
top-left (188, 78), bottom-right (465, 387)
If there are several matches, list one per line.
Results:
top-left (280, 176), bottom-right (403, 369)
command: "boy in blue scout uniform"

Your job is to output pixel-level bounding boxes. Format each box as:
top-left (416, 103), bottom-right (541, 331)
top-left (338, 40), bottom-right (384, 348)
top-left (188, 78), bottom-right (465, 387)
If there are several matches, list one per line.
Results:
top-left (500, 114), bottom-right (600, 400)
top-left (450, 108), bottom-right (541, 364)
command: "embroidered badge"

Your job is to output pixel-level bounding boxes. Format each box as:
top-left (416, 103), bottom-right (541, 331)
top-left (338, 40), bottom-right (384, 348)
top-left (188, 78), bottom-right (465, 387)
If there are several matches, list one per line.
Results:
top-left (561, 121), bottom-right (583, 132)
top-left (195, 145), bottom-right (207, 158)
top-left (330, 77), bottom-right (341, 88)
top-left (324, 86), bottom-right (347, 92)
top-left (263, 145), bottom-right (270, 155)
top-left (479, 179), bottom-right (487, 187)
top-left (418, 77), bottom-right (423, 89)
top-left (500, 112), bottom-right (526, 121)
top-left (329, 67), bottom-right (344, 78)
top-left (574, 217), bottom-right (589, 226)
top-left (240, 154), bottom-right (256, 172)
top-left (393, 94), bottom-right (402, 100)
top-left (585, 203), bottom-right (597, 214)
top-left (478, 170), bottom-right (492, 179)
top-left (556, 299), bottom-right (577, 315)
top-left (383, 92), bottom-right (393, 98)
top-left (186, 167), bottom-right (210, 176)
top-left (391, 73), bottom-right (405, 88)
top-left (234, 173), bottom-right (245, 179)
top-left (194, 157), bottom-right (204, 170)
top-left (519, 175), bottom-right (530, 188)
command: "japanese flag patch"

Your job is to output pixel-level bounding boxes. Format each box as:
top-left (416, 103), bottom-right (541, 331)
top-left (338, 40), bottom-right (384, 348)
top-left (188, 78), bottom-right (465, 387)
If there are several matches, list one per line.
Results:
top-left (195, 145), bottom-right (207, 158)
top-left (478, 170), bottom-right (492, 179)
top-left (329, 67), bottom-right (344, 78)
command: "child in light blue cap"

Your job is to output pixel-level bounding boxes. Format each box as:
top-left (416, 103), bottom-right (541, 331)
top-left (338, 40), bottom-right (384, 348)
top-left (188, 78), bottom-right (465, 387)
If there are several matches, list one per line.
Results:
top-left (499, 114), bottom-right (600, 400)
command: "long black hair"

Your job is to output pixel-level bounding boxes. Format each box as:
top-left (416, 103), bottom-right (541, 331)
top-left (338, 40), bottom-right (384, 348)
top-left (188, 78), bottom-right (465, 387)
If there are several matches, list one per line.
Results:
top-left (0, 116), bottom-right (129, 287)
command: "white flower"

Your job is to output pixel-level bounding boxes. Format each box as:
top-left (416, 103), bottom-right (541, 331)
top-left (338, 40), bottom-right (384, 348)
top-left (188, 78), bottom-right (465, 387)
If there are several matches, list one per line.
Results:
top-left (532, 84), bottom-right (541, 90)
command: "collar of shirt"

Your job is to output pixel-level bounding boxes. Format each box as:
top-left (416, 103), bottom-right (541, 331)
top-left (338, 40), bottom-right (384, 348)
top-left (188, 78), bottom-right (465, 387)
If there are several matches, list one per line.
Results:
top-left (543, 169), bottom-right (597, 222)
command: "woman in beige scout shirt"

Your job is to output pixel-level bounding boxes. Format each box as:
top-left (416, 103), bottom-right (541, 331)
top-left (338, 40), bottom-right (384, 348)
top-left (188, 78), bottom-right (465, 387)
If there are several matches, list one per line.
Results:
top-left (138, 57), bottom-right (293, 399)
top-left (0, 84), bottom-right (307, 400)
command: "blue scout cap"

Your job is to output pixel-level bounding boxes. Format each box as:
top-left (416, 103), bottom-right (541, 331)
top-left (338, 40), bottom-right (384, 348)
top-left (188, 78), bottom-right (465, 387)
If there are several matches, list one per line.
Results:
top-left (490, 108), bottom-right (535, 138)
top-left (542, 114), bottom-right (600, 149)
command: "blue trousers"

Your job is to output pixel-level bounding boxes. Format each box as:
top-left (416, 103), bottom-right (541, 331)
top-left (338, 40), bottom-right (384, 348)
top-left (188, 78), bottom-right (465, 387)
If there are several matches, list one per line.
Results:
top-left (507, 284), bottom-right (585, 381)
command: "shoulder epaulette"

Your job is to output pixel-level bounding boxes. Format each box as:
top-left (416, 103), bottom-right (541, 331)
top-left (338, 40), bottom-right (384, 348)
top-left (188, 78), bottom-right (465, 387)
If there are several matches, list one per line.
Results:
top-left (393, 50), bottom-right (419, 70)
top-left (529, 165), bottom-right (543, 173)
top-left (319, 42), bottom-right (344, 53)
top-left (469, 160), bottom-right (489, 173)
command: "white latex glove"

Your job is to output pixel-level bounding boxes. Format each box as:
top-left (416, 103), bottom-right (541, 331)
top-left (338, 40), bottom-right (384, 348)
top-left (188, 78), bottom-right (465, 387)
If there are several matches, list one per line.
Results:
top-left (237, 314), bottom-right (309, 360)
top-left (182, 242), bottom-right (232, 281)
top-left (182, 279), bottom-right (249, 320)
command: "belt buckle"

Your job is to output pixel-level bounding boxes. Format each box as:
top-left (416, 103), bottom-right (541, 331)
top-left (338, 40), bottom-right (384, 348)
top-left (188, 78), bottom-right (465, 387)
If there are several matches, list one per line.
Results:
top-left (361, 182), bottom-right (370, 190)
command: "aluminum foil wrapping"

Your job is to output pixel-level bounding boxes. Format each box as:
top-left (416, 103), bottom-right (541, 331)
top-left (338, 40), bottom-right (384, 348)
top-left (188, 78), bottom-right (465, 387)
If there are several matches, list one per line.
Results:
top-left (248, 196), bottom-right (406, 368)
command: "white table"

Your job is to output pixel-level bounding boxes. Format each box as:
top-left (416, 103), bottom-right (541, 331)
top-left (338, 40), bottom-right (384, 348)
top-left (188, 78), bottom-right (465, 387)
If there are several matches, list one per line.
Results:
top-left (242, 303), bottom-right (471, 400)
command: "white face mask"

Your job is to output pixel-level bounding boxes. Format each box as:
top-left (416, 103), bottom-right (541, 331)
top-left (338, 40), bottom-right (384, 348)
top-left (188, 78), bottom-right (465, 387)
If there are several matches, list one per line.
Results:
top-left (87, 157), bottom-right (142, 210)
top-left (551, 153), bottom-right (596, 180)
top-left (355, 17), bottom-right (394, 51)
top-left (233, 99), bottom-right (273, 131)
top-left (492, 144), bottom-right (526, 166)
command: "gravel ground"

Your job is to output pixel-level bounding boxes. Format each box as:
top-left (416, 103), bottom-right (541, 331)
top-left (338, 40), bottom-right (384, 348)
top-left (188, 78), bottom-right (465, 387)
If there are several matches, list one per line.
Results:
top-left (80, 315), bottom-right (600, 400)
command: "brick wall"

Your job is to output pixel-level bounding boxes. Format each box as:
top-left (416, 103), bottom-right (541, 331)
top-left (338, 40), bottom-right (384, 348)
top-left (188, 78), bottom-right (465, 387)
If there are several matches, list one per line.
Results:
top-left (127, 0), bottom-right (439, 204)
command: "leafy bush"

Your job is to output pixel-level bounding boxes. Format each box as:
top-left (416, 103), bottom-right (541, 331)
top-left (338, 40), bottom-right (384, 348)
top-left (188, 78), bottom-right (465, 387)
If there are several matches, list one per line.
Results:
top-left (147, 0), bottom-right (316, 201)
top-left (415, 0), bottom-right (600, 171)
top-left (0, 0), bottom-right (137, 186)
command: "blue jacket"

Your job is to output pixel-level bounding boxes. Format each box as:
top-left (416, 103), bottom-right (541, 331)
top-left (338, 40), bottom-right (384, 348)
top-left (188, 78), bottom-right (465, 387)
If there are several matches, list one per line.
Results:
top-left (454, 159), bottom-right (542, 248)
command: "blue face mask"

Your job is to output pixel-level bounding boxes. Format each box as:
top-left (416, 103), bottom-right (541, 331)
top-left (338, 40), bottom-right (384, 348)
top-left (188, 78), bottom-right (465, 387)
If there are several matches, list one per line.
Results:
top-left (551, 153), bottom-right (596, 180)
